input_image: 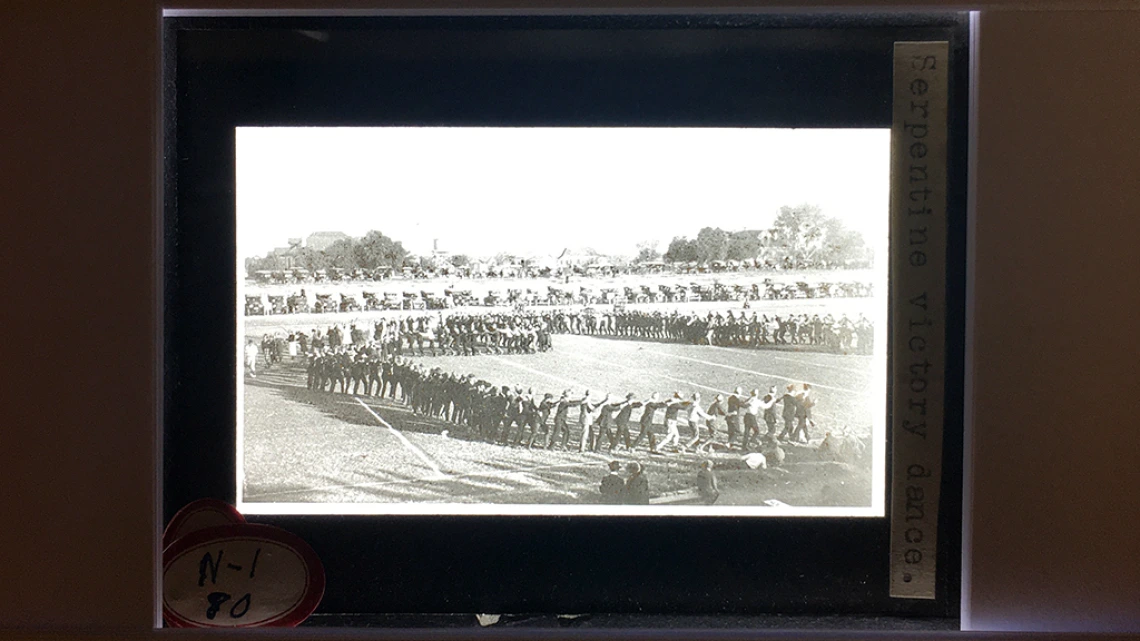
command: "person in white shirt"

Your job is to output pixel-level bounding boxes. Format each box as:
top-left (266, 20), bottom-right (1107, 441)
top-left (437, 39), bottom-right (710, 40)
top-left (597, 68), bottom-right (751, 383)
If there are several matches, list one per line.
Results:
top-left (655, 393), bottom-right (689, 452)
top-left (793, 383), bottom-right (815, 443)
top-left (244, 339), bottom-right (259, 377)
top-left (578, 391), bottom-right (607, 452)
top-left (683, 392), bottom-right (712, 451)
top-left (758, 387), bottom-right (780, 437)
top-left (742, 389), bottom-right (763, 449)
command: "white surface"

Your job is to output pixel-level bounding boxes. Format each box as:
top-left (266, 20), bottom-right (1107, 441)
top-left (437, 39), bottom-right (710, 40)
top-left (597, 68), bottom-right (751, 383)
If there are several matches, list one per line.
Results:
top-left (1, 2), bottom-right (1138, 634)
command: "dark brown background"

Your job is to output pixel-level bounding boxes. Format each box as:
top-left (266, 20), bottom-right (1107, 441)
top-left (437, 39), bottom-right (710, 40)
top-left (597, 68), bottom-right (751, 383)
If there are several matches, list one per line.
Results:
top-left (1, 1), bottom-right (1137, 635)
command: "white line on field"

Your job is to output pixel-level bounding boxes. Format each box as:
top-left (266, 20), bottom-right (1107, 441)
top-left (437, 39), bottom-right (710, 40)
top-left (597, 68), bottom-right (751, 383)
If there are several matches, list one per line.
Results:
top-left (354, 397), bottom-right (448, 480)
top-left (559, 350), bottom-right (728, 396)
top-left (557, 346), bottom-right (848, 423)
top-left (483, 355), bottom-right (588, 388)
top-left (631, 347), bottom-right (863, 395)
top-left (488, 344), bottom-right (852, 423)
top-left (767, 353), bottom-right (871, 376)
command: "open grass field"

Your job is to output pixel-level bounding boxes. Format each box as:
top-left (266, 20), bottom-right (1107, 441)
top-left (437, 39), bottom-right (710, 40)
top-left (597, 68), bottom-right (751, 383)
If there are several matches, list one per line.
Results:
top-left (240, 332), bottom-right (880, 514)
top-left (408, 334), bottom-right (875, 430)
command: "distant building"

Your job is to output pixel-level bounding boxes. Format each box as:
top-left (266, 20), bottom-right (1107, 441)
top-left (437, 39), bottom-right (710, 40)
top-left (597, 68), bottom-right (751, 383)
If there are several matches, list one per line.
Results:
top-left (556, 247), bottom-right (604, 269)
top-left (268, 238), bottom-right (304, 269)
top-left (430, 238), bottom-right (450, 261)
top-left (306, 231), bottom-right (350, 252)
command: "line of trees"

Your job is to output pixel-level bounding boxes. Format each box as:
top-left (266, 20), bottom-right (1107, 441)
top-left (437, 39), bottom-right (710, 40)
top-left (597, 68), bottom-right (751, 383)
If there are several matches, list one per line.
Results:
top-left (246, 230), bottom-right (409, 276)
top-left (247, 205), bottom-right (871, 277)
top-left (660, 204), bottom-right (872, 267)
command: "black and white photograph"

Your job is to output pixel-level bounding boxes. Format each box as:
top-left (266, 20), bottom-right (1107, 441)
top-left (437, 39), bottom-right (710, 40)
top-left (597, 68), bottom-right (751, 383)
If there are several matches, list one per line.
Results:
top-left (236, 127), bottom-right (888, 516)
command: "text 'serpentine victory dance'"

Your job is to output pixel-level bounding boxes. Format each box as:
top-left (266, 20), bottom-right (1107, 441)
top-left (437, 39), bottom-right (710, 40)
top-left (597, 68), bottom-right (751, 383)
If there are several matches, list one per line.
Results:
top-left (236, 127), bottom-right (889, 516)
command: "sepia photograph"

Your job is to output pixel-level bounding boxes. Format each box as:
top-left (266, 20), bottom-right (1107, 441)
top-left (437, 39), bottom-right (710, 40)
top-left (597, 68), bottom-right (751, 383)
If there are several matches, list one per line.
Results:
top-left (235, 127), bottom-right (888, 516)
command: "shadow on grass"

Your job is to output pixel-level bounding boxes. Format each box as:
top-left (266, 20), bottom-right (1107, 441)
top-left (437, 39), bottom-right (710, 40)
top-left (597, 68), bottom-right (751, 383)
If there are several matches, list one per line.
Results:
top-left (244, 363), bottom-right (602, 459)
top-left (244, 363), bottom-right (872, 508)
top-left (246, 362), bottom-right (450, 434)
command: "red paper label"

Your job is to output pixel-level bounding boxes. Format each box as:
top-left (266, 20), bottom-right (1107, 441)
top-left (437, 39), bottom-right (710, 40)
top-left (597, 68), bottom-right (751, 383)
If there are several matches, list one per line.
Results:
top-left (162, 499), bottom-right (245, 550)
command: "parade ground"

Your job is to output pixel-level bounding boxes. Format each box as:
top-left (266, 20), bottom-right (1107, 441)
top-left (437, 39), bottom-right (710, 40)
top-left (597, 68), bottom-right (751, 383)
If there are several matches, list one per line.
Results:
top-left (240, 333), bottom-right (878, 510)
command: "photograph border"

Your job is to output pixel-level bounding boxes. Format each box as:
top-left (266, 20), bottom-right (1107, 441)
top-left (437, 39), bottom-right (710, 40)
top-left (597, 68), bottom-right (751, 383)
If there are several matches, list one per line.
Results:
top-left (233, 125), bottom-right (890, 519)
top-left (163, 12), bottom-right (968, 621)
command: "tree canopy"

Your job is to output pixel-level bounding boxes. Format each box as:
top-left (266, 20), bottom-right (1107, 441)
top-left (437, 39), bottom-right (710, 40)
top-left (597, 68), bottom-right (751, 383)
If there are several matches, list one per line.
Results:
top-left (634, 240), bottom-right (661, 263)
top-left (663, 236), bottom-right (699, 263)
top-left (659, 205), bottom-right (871, 267)
top-left (769, 204), bottom-right (870, 266)
top-left (246, 230), bottom-right (409, 275)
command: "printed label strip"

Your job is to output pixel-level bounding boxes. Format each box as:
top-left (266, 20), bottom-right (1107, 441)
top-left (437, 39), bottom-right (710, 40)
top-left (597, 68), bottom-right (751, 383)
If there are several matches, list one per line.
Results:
top-left (889, 40), bottom-right (949, 601)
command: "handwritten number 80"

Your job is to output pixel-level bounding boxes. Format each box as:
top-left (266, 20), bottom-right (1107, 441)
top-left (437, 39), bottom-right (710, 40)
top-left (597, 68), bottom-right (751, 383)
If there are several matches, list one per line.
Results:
top-left (205, 592), bottom-right (251, 620)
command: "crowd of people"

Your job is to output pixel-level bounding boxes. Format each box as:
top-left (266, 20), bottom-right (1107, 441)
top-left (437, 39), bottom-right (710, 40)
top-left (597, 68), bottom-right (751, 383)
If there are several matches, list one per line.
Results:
top-left (245, 334), bottom-right (822, 456)
top-left (256, 312), bottom-right (553, 363)
top-left (252, 306), bottom-right (873, 364)
top-left (241, 301), bottom-right (867, 506)
top-left (551, 308), bottom-right (874, 353)
top-left (598, 459), bottom-right (720, 505)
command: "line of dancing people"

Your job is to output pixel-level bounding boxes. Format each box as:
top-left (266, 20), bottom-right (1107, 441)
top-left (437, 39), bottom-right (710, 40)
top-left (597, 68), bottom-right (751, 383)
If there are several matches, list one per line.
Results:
top-left (303, 349), bottom-right (819, 454)
top-left (260, 305), bottom-right (872, 364)
top-left (563, 309), bottom-right (874, 353)
top-left (271, 312), bottom-right (553, 360)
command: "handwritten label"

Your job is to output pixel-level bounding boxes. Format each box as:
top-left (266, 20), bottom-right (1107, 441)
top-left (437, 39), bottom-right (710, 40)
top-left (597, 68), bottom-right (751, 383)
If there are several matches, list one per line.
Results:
top-left (889, 41), bottom-right (948, 600)
top-left (163, 523), bottom-right (324, 627)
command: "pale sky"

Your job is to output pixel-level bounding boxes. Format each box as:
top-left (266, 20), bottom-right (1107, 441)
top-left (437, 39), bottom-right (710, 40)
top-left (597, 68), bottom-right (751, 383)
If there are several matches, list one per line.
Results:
top-left (236, 127), bottom-right (889, 260)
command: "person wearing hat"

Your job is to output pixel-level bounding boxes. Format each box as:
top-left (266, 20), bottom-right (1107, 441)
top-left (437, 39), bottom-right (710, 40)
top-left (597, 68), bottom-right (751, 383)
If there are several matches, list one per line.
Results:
top-left (548, 390), bottom-right (583, 450)
top-left (305, 348), bottom-right (320, 390)
top-left (380, 357), bottom-right (396, 398)
top-left (482, 386), bottom-right (509, 443)
top-left (762, 385), bottom-right (780, 437)
top-left (365, 352), bottom-right (383, 397)
top-left (483, 382), bottom-right (499, 431)
top-left (632, 392), bottom-right (666, 451)
top-left (520, 392), bottom-right (553, 448)
top-left (683, 392), bottom-right (713, 452)
top-left (350, 352), bottom-right (369, 395)
top-left (512, 388), bottom-right (541, 447)
top-left (725, 387), bottom-right (745, 449)
top-left (244, 338), bottom-right (259, 377)
top-left (623, 461), bottom-right (650, 505)
top-left (599, 460), bottom-right (625, 504)
top-left (509, 387), bottom-right (533, 443)
top-left (696, 459), bottom-right (720, 505)
top-left (498, 386), bottom-right (524, 445)
top-left (592, 394), bottom-right (623, 452)
top-left (700, 393), bottom-right (729, 453)
top-left (779, 383), bottom-right (800, 442)
top-left (329, 350), bottom-right (348, 394)
top-left (577, 391), bottom-right (605, 453)
top-left (656, 393), bottom-right (690, 453)
top-left (739, 389), bottom-right (766, 450)
top-left (793, 383), bottom-right (814, 444)
top-left (611, 393), bottom-right (643, 452)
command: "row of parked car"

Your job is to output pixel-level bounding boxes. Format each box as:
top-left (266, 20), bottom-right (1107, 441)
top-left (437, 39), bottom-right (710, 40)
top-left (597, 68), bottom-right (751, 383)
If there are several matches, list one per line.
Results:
top-left (243, 280), bottom-right (873, 316)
